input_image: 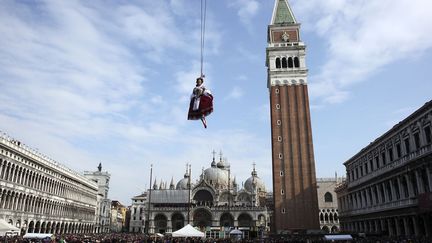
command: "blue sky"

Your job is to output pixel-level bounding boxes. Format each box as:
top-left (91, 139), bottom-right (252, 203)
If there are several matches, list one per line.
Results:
top-left (1, 0), bottom-right (431, 204)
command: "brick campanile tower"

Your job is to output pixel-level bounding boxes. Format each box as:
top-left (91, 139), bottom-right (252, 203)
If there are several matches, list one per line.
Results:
top-left (266, 0), bottom-right (319, 233)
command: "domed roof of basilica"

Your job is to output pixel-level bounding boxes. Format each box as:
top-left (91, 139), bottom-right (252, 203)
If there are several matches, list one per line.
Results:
top-left (176, 168), bottom-right (191, 190)
top-left (202, 154), bottom-right (233, 189)
top-left (216, 158), bottom-right (229, 169)
top-left (176, 177), bottom-right (189, 190)
top-left (244, 165), bottom-right (266, 193)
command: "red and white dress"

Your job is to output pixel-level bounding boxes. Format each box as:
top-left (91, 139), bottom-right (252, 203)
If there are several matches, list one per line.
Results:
top-left (187, 84), bottom-right (213, 120)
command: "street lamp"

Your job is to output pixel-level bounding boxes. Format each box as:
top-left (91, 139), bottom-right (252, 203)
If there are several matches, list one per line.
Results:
top-left (146, 164), bottom-right (153, 234)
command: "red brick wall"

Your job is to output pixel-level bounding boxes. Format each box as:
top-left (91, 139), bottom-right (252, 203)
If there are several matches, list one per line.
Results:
top-left (270, 84), bottom-right (319, 232)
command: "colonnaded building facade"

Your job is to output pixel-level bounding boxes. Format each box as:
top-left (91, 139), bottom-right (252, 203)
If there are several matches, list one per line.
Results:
top-left (130, 154), bottom-right (269, 239)
top-left (336, 100), bottom-right (432, 237)
top-left (0, 132), bottom-right (99, 234)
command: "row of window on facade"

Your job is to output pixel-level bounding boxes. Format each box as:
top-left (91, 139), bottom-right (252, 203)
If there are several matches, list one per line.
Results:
top-left (275, 57), bottom-right (300, 69)
top-left (0, 156), bottom-right (94, 203)
top-left (319, 212), bottom-right (339, 222)
top-left (132, 207), bottom-right (144, 221)
top-left (1, 146), bottom-right (60, 178)
top-left (10, 219), bottom-right (93, 234)
top-left (0, 188), bottom-right (94, 220)
top-left (348, 124), bottom-right (432, 182)
top-left (340, 215), bottom-right (431, 237)
top-left (339, 168), bottom-right (431, 211)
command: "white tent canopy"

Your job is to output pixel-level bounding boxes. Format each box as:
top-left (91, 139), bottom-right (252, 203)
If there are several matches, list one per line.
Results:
top-left (229, 229), bottom-right (243, 235)
top-left (23, 233), bottom-right (54, 239)
top-left (324, 235), bottom-right (353, 241)
top-left (0, 219), bottom-right (19, 236)
top-left (172, 224), bottom-right (205, 238)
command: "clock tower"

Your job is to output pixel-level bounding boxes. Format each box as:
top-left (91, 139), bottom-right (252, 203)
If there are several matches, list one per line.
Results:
top-left (266, 0), bottom-right (319, 232)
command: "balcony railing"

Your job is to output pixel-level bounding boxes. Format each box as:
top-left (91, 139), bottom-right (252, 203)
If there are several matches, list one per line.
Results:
top-left (268, 42), bottom-right (305, 48)
top-left (339, 198), bottom-right (417, 217)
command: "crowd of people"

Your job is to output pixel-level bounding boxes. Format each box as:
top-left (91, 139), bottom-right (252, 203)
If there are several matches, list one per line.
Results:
top-left (1, 233), bottom-right (432, 243)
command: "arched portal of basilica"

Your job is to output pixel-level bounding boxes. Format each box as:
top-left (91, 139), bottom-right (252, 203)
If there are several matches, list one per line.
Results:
top-left (193, 208), bottom-right (212, 229)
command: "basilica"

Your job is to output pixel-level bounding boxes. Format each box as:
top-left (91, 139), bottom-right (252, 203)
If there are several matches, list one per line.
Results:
top-left (129, 154), bottom-right (270, 238)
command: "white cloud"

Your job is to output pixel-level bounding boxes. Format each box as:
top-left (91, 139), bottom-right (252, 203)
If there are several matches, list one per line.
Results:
top-left (292, 0), bottom-right (432, 104)
top-left (0, 0), bottom-right (226, 203)
top-left (169, 0), bottom-right (191, 16)
top-left (225, 86), bottom-right (244, 100)
top-left (228, 0), bottom-right (260, 27)
top-left (151, 95), bottom-right (163, 104)
top-left (115, 4), bottom-right (186, 54)
top-left (236, 75), bottom-right (248, 81)
top-left (174, 61), bottom-right (214, 96)
top-left (236, 46), bottom-right (260, 62)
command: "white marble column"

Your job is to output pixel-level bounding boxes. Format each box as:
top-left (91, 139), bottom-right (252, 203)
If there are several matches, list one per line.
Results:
top-left (412, 216), bottom-right (419, 236)
top-left (390, 180), bottom-right (397, 201)
top-left (365, 188), bottom-right (371, 207)
top-left (397, 176), bottom-right (404, 199)
top-left (22, 196), bottom-right (27, 211)
top-left (359, 190), bottom-right (366, 208)
top-left (371, 187), bottom-right (377, 205)
top-left (426, 167), bottom-right (432, 193)
top-left (10, 195), bottom-right (15, 210)
top-left (375, 220), bottom-right (380, 233)
top-left (351, 194), bottom-right (356, 209)
top-left (405, 174), bottom-right (414, 198)
top-left (0, 162), bottom-right (4, 179)
top-left (387, 219), bottom-right (394, 236)
top-left (403, 217), bottom-right (410, 236)
top-left (10, 167), bottom-right (15, 182)
top-left (383, 182), bottom-right (389, 202)
top-left (15, 195), bottom-right (21, 211)
top-left (415, 170), bottom-right (425, 194)
top-left (395, 217), bottom-right (401, 236)
top-left (380, 219), bottom-right (386, 233)
top-left (376, 185), bottom-right (382, 204)
top-left (41, 201), bottom-right (46, 214)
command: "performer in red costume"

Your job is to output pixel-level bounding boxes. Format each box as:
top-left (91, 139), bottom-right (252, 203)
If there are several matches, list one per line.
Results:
top-left (187, 77), bottom-right (213, 128)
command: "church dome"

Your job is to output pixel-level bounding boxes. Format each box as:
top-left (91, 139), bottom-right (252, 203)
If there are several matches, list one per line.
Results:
top-left (244, 166), bottom-right (266, 193)
top-left (176, 168), bottom-right (190, 190)
top-left (204, 166), bottom-right (229, 188)
top-left (216, 158), bottom-right (229, 169)
top-left (216, 160), bottom-right (225, 169)
top-left (176, 177), bottom-right (189, 190)
top-left (203, 153), bottom-right (235, 188)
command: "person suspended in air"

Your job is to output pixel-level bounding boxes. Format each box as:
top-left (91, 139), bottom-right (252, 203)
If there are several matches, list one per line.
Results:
top-left (187, 76), bottom-right (213, 128)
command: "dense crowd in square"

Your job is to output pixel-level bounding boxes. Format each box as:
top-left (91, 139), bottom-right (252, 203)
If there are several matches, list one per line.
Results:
top-left (1, 233), bottom-right (432, 243)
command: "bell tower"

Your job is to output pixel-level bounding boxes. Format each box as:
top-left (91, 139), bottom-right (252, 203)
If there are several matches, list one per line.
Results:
top-left (266, 0), bottom-right (319, 232)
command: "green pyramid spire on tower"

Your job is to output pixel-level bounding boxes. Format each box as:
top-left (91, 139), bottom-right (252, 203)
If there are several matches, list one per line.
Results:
top-left (272, 0), bottom-right (296, 24)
